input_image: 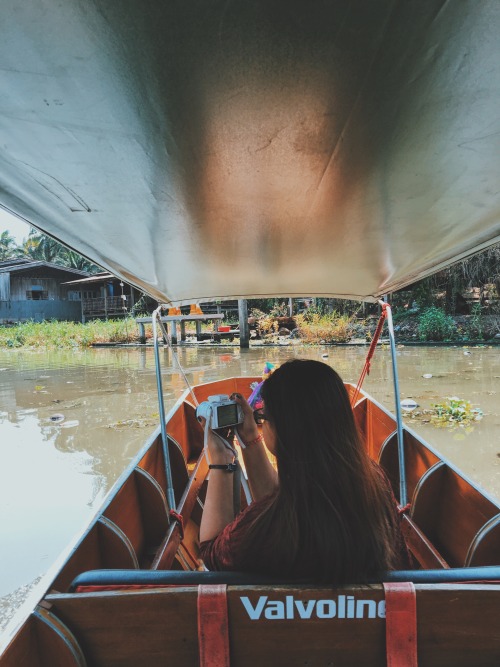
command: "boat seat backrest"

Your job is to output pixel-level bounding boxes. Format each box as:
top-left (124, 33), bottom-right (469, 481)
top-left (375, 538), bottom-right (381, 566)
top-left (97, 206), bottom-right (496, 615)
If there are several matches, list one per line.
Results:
top-left (46, 573), bottom-right (500, 667)
top-left (68, 566), bottom-right (500, 591)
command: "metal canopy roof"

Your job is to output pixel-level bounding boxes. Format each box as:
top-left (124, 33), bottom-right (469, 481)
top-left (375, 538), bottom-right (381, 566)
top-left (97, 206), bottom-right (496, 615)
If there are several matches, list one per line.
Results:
top-left (0, 1), bottom-right (499, 304)
top-left (0, 259), bottom-right (88, 277)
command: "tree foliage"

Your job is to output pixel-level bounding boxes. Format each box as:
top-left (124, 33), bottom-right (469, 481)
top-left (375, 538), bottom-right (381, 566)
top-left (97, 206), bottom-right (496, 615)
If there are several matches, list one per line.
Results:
top-left (0, 227), bottom-right (100, 273)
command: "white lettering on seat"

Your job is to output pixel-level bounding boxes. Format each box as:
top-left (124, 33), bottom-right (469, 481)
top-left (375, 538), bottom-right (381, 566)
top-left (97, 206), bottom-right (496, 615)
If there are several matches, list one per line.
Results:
top-left (240, 595), bottom-right (385, 620)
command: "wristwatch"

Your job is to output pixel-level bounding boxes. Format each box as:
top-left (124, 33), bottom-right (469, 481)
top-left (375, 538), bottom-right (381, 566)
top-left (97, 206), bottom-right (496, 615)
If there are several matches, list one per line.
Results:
top-left (208, 462), bottom-right (238, 473)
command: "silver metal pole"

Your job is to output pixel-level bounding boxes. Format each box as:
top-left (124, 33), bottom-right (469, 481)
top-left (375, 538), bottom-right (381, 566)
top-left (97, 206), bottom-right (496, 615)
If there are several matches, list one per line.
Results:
top-left (381, 299), bottom-right (408, 507)
top-left (152, 305), bottom-right (176, 512)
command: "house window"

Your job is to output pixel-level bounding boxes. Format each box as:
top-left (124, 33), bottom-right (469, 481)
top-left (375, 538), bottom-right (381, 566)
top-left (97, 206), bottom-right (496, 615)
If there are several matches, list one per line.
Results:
top-left (26, 287), bottom-right (48, 300)
top-left (67, 290), bottom-right (82, 301)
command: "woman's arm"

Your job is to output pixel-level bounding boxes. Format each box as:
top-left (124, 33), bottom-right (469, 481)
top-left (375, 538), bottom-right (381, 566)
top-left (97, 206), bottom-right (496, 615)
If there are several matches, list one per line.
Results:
top-left (233, 394), bottom-right (278, 501)
top-left (199, 429), bottom-right (236, 542)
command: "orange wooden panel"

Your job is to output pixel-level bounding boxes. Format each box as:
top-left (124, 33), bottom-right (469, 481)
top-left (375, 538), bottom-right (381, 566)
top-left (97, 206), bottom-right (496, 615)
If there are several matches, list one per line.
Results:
top-left (97, 519), bottom-right (138, 569)
top-left (191, 378), bottom-right (257, 404)
top-left (0, 617), bottom-right (41, 667)
top-left (134, 468), bottom-right (169, 549)
top-left (33, 608), bottom-right (86, 667)
top-left (379, 431), bottom-right (440, 504)
top-left (52, 525), bottom-right (104, 593)
top-left (354, 397), bottom-right (396, 462)
top-left (104, 475), bottom-right (145, 559)
top-left (412, 464), bottom-right (500, 567)
top-left (138, 434), bottom-right (167, 492)
top-left (466, 515), bottom-right (500, 567)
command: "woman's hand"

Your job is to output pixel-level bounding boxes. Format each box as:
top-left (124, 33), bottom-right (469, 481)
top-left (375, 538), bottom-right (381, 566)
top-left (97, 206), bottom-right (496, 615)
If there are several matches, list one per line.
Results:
top-left (198, 417), bottom-right (235, 465)
top-left (231, 393), bottom-right (260, 446)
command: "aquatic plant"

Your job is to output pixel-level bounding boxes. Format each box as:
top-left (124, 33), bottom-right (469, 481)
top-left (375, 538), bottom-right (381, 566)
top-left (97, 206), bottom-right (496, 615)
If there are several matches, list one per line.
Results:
top-left (406, 396), bottom-right (483, 429)
top-left (431, 397), bottom-right (483, 426)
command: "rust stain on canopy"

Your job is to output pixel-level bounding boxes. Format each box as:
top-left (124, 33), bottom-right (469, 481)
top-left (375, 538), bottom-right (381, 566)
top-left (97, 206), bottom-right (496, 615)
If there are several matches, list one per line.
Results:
top-left (0, 0), bottom-right (499, 303)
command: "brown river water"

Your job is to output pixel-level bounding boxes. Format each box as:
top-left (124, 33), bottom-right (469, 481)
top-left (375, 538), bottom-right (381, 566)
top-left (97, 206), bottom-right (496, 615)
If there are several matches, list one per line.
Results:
top-left (1, 344), bottom-right (500, 633)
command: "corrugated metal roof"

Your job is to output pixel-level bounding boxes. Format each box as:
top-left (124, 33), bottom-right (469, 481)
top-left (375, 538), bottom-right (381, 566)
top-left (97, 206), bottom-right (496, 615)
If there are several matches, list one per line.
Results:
top-left (0, 259), bottom-right (89, 277)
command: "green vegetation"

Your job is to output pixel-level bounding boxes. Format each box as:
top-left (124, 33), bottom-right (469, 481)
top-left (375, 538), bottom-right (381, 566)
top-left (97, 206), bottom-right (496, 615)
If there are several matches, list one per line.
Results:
top-left (417, 307), bottom-right (456, 341)
top-left (0, 319), bottom-right (140, 349)
top-left (295, 311), bottom-right (354, 344)
top-left (0, 227), bottom-right (100, 272)
top-left (431, 397), bottom-right (483, 426)
top-left (405, 396), bottom-right (483, 430)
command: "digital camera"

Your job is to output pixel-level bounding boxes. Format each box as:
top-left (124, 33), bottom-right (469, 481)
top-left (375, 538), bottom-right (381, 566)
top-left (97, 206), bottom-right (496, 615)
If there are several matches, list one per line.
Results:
top-left (196, 394), bottom-right (244, 430)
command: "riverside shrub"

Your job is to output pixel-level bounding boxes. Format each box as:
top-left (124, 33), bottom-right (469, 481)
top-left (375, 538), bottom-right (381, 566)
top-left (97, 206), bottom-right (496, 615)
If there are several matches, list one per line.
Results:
top-left (417, 307), bottom-right (456, 341)
top-left (295, 312), bottom-right (353, 344)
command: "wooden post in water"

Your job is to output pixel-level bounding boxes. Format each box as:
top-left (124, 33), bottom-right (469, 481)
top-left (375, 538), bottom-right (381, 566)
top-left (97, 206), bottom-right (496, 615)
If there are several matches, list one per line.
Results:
top-left (238, 299), bottom-right (249, 348)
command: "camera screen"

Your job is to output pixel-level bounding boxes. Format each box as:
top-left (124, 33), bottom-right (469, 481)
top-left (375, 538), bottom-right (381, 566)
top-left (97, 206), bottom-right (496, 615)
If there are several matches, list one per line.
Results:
top-left (216, 403), bottom-right (239, 428)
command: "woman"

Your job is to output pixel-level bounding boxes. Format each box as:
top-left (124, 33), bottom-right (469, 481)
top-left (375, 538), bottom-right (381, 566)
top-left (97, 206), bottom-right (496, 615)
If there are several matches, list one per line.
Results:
top-left (199, 359), bottom-right (409, 583)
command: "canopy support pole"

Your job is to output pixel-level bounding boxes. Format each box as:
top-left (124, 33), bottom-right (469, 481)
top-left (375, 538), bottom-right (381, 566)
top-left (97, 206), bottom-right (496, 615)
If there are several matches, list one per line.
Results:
top-left (152, 304), bottom-right (176, 512)
top-left (382, 298), bottom-right (408, 507)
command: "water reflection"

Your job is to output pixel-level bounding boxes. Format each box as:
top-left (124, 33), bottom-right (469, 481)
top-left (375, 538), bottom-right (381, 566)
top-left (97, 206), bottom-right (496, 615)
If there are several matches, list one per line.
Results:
top-left (1, 344), bottom-right (499, 632)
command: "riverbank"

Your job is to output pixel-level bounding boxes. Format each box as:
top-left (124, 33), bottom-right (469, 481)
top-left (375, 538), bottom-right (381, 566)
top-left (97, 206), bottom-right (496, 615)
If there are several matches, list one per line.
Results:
top-left (1, 311), bottom-right (499, 348)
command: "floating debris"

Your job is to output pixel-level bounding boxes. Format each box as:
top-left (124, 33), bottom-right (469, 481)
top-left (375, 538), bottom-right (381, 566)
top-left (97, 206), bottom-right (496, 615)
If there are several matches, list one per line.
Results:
top-left (400, 399), bottom-right (418, 411)
top-left (61, 420), bottom-right (79, 428)
top-left (106, 416), bottom-right (158, 429)
top-left (48, 414), bottom-right (64, 423)
top-left (422, 374), bottom-right (433, 379)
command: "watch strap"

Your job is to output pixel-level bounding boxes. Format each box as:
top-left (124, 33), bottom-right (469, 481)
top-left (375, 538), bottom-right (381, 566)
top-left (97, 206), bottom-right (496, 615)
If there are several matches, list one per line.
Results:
top-left (209, 463), bottom-right (238, 473)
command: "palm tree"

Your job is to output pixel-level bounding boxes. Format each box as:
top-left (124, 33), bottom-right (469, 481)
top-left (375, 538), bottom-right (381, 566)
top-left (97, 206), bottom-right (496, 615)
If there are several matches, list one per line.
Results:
top-left (0, 230), bottom-right (19, 260)
top-left (22, 229), bottom-right (67, 264)
top-left (64, 249), bottom-right (100, 274)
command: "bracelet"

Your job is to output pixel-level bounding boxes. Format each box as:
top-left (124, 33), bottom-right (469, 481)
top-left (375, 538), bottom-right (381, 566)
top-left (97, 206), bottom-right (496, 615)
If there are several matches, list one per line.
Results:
top-left (209, 463), bottom-right (238, 473)
top-left (240, 434), bottom-right (263, 448)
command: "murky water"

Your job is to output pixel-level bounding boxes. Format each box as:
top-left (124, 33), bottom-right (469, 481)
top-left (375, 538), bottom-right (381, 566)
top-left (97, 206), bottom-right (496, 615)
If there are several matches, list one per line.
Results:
top-left (1, 344), bottom-right (499, 633)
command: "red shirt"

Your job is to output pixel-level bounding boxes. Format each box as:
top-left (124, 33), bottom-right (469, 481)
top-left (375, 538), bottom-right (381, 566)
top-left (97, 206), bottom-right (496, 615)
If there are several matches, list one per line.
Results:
top-left (200, 494), bottom-right (276, 574)
top-left (200, 468), bottom-right (412, 580)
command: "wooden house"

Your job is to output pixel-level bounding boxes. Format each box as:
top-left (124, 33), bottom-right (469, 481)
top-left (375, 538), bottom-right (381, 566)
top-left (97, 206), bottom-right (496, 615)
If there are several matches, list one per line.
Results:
top-left (0, 259), bottom-right (89, 324)
top-left (62, 272), bottom-right (140, 321)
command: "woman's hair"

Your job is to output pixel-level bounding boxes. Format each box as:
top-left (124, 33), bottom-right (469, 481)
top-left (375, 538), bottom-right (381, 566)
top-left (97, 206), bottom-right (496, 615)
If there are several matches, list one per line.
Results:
top-left (243, 359), bottom-right (401, 583)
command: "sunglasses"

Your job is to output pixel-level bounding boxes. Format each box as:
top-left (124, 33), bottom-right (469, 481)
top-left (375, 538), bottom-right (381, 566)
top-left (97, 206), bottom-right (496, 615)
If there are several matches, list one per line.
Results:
top-left (253, 409), bottom-right (271, 426)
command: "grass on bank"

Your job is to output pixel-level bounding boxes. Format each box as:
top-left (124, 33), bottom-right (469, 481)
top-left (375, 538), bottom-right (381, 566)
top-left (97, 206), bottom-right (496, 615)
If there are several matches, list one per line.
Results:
top-left (0, 318), bottom-right (142, 348)
top-left (0, 318), bottom-right (225, 348)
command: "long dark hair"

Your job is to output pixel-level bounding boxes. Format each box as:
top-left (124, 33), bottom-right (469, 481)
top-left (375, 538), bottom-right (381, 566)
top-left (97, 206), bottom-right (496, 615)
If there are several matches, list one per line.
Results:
top-left (243, 359), bottom-right (401, 583)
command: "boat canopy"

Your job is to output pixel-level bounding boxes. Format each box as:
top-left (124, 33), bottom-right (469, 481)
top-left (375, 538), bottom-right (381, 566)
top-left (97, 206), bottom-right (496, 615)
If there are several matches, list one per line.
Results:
top-left (1, 1), bottom-right (499, 304)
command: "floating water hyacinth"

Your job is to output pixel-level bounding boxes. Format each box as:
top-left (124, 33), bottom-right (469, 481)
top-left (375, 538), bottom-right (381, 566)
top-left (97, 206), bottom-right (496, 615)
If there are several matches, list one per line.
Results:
top-left (403, 396), bottom-right (483, 430)
top-left (432, 397), bottom-right (483, 426)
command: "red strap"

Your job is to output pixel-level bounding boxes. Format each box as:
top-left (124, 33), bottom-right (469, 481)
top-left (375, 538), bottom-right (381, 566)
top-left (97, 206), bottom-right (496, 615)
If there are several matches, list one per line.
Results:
top-left (351, 302), bottom-right (388, 406)
top-left (383, 582), bottom-right (417, 667)
top-left (169, 509), bottom-right (184, 540)
top-left (198, 584), bottom-right (230, 667)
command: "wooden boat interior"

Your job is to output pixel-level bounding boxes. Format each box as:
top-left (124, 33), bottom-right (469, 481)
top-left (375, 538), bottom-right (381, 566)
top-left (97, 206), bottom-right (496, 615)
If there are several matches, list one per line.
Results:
top-left (2, 377), bottom-right (500, 666)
